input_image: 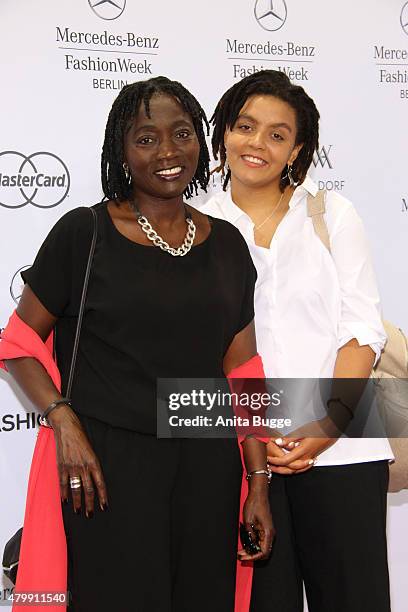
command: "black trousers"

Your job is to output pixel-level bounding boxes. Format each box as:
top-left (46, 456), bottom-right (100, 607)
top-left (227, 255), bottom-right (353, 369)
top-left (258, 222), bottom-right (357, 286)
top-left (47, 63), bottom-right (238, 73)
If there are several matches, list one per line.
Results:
top-left (250, 461), bottom-right (390, 612)
top-left (62, 414), bottom-right (242, 612)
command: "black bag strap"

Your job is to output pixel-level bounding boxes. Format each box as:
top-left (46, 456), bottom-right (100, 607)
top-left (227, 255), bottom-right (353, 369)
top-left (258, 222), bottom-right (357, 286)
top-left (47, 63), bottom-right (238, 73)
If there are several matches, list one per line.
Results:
top-left (66, 207), bottom-right (98, 397)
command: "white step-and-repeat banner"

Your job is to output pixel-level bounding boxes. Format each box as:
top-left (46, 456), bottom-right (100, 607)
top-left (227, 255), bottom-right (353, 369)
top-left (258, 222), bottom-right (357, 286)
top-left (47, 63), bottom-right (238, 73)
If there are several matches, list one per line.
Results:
top-left (1, 0), bottom-right (407, 609)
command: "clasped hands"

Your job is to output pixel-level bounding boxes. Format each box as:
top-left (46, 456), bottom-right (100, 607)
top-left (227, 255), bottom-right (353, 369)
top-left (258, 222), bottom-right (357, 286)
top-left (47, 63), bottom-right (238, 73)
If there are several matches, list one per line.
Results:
top-left (267, 416), bottom-right (342, 475)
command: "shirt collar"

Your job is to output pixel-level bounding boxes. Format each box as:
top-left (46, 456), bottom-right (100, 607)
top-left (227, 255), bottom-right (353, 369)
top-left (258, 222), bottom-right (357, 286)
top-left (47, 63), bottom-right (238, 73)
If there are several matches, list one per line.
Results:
top-left (288, 175), bottom-right (318, 208)
top-left (213, 189), bottom-right (249, 224)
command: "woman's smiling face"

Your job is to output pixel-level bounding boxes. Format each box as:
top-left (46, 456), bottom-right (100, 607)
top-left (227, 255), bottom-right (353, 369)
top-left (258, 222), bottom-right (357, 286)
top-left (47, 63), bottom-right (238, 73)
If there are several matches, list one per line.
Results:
top-left (123, 93), bottom-right (200, 201)
top-left (224, 94), bottom-right (302, 190)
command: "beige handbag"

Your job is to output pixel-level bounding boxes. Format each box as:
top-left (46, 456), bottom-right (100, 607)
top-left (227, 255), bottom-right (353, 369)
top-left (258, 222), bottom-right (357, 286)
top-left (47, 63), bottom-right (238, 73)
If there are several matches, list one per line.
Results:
top-left (307, 190), bottom-right (408, 492)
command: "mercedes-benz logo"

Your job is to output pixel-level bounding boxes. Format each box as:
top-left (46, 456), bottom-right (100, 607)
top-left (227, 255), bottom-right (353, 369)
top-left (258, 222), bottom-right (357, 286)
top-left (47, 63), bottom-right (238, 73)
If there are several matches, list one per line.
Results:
top-left (401, 2), bottom-right (408, 35)
top-left (0, 151), bottom-right (70, 209)
top-left (10, 266), bottom-right (31, 304)
top-left (254, 0), bottom-right (287, 32)
top-left (88, 0), bottom-right (126, 20)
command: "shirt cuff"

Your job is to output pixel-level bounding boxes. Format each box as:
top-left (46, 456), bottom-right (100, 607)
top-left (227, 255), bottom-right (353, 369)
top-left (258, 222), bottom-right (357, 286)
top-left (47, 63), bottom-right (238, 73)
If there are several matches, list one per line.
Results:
top-left (337, 321), bottom-right (387, 366)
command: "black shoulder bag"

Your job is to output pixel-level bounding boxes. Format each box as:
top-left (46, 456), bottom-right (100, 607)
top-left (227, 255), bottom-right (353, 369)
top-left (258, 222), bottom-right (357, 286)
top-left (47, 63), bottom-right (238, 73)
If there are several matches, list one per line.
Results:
top-left (2, 207), bottom-right (98, 585)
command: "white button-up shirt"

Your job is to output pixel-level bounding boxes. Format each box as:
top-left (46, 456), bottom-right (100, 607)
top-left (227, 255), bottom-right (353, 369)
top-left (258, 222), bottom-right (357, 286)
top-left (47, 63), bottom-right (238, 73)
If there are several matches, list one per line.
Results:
top-left (200, 176), bottom-right (393, 465)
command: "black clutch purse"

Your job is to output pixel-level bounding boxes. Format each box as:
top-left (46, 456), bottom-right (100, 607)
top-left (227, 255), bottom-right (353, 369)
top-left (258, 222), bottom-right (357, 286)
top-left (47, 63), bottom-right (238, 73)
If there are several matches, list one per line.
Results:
top-left (2, 527), bottom-right (22, 584)
top-left (1, 207), bottom-right (97, 586)
top-left (239, 522), bottom-right (261, 555)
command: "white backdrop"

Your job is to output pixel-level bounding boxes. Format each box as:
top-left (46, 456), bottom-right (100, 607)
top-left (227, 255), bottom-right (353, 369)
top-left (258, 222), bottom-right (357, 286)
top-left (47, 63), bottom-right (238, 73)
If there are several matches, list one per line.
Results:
top-left (1, 0), bottom-right (407, 609)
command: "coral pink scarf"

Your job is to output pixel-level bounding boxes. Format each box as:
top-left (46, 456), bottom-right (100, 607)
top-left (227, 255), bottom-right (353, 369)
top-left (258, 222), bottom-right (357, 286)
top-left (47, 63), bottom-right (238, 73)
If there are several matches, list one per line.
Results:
top-left (228, 355), bottom-right (269, 612)
top-left (0, 311), bottom-right (66, 611)
top-left (0, 310), bottom-right (267, 612)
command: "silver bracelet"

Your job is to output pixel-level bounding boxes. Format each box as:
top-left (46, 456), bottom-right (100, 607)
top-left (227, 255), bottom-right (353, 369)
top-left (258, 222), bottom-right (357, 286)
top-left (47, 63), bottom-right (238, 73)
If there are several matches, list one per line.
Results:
top-left (246, 469), bottom-right (272, 484)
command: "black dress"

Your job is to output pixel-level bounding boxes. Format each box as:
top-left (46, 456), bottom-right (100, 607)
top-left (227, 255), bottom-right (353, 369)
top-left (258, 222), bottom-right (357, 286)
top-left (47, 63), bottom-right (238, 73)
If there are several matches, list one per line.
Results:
top-left (22, 201), bottom-right (257, 612)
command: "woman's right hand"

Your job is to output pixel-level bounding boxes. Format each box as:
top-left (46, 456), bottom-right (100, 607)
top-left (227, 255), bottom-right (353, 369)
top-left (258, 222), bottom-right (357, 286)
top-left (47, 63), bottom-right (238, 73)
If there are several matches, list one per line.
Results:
top-left (267, 438), bottom-right (314, 475)
top-left (48, 405), bottom-right (108, 517)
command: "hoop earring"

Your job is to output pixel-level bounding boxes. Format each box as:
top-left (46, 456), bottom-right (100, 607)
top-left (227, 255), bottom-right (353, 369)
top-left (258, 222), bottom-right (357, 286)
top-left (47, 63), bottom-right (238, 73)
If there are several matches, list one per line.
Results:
top-left (282, 163), bottom-right (295, 187)
top-left (122, 162), bottom-right (131, 183)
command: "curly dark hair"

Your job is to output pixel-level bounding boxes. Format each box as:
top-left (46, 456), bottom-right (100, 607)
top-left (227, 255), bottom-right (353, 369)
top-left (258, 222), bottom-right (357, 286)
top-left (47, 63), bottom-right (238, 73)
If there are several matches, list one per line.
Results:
top-left (211, 70), bottom-right (320, 191)
top-left (101, 76), bottom-right (210, 202)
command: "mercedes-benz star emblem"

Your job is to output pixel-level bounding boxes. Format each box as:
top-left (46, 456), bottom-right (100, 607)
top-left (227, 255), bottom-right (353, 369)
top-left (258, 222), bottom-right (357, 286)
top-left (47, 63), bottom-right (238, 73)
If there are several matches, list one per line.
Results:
top-left (88, 0), bottom-right (126, 20)
top-left (254, 0), bottom-right (288, 32)
top-left (401, 2), bottom-right (408, 35)
top-left (10, 266), bottom-right (30, 305)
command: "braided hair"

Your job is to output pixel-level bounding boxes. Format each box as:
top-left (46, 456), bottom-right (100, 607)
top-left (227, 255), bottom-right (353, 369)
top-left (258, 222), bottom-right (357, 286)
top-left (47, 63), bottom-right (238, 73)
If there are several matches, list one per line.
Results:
top-left (101, 76), bottom-right (210, 202)
top-left (211, 70), bottom-right (320, 191)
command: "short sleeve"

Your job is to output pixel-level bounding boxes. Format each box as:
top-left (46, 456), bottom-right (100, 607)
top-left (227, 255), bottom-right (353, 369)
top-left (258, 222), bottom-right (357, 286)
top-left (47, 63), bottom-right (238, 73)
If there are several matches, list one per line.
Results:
top-left (330, 203), bottom-right (387, 363)
top-left (236, 240), bottom-right (258, 334)
top-left (21, 207), bottom-right (92, 317)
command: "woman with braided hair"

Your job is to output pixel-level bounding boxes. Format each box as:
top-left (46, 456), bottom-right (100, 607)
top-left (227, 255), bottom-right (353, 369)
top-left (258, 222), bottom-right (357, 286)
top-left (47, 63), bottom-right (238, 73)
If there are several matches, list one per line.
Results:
top-left (201, 70), bottom-right (393, 612)
top-left (2, 76), bottom-right (273, 611)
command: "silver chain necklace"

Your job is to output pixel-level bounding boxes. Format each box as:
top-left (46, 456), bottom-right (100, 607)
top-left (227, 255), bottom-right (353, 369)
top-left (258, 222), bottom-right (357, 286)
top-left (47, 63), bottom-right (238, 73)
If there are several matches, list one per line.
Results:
top-left (134, 206), bottom-right (196, 257)
top-left (254, 191), bottom-right (284, 232)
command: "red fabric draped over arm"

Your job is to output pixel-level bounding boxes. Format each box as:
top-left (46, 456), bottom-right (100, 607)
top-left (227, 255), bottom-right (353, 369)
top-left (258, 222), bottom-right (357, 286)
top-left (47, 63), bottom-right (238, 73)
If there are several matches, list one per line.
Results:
top-left (228, 354), bottom-right (270, 612)
top-left (0, 311), bottom-right (67, 611)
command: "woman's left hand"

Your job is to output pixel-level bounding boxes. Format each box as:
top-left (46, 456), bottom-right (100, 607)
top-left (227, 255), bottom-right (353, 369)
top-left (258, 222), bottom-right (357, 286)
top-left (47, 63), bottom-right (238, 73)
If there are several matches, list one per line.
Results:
top-left (268, 437), bottom-right (335, 473)
top-left (238, 480), bottom-right (275, 561)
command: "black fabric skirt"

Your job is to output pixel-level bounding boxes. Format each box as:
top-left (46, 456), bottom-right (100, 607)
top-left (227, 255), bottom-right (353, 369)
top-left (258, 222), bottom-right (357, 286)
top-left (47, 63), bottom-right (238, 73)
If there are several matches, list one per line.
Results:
top-left (62, 413), bottom-right (242, 612)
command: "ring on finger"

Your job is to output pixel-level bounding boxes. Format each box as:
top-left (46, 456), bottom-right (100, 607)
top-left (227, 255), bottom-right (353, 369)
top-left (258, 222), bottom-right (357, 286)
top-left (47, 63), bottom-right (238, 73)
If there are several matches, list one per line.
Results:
top-left (70, 476), bottom-right (82, 489)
